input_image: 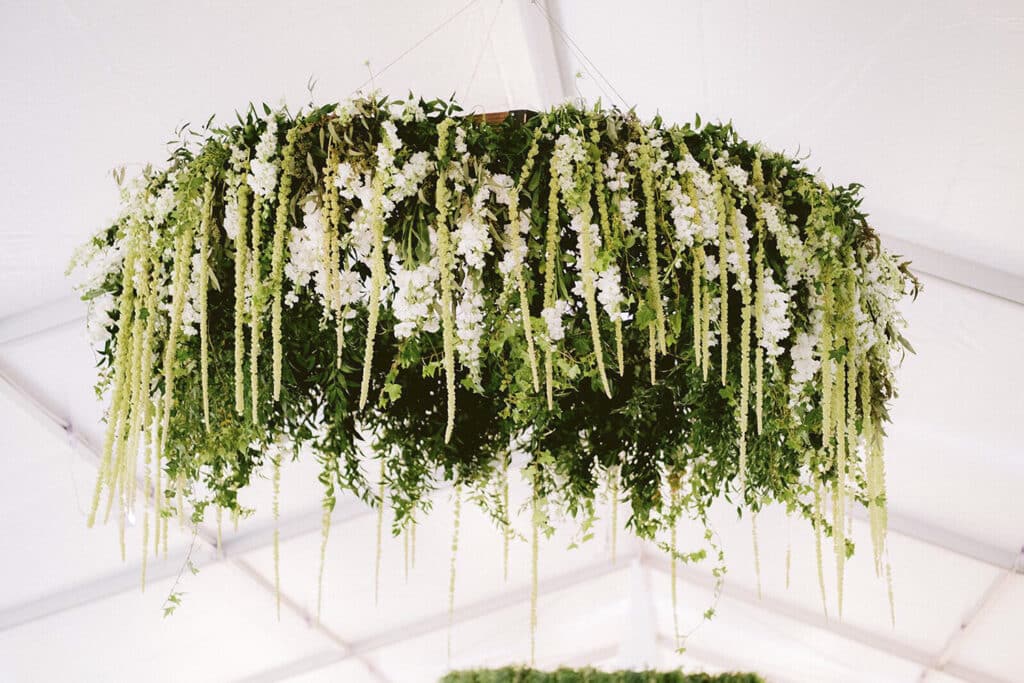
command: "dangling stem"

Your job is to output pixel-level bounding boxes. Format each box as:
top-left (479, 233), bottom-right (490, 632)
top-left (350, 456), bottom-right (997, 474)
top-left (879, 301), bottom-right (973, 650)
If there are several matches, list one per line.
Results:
top-left (503, 457), bottom-right (511, 582)
top-left (530, 490), bottom-right (540, 667)
top-left (610, 464), bottom-right (619, 563)
top-left (716, 183), bottom-right (730, 385)
top-left (316, 497), bottom-right (332, 622)
top-left (813, 479), bottom-right (829, 620)
top-left (752, 511), bottom-right (762, 600)
top-left (273, 453), bottom-right (281, 620)
top-left (670, 491), bottom-right (680, 649)
top-left (447, 484), bottom-right (462, 662)
top-left (374, 458), bottom-right (386, 606)
top-left (216, 506), bottom-right (223, 556)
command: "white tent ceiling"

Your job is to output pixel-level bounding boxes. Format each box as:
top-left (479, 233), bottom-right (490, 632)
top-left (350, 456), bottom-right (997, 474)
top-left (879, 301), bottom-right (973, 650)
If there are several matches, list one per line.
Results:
top-left (0, 2), bottom-right (1022, 682)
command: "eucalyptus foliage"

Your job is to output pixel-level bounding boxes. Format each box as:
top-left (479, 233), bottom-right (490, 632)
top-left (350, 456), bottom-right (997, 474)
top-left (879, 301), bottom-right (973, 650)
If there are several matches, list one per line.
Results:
top-left (72, 94), bottom-right (915, 629)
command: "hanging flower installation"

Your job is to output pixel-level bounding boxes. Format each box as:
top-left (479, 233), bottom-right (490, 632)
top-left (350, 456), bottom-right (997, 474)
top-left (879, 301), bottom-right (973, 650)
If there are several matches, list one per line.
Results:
top-left (72, 94), bottom-right (916, 636)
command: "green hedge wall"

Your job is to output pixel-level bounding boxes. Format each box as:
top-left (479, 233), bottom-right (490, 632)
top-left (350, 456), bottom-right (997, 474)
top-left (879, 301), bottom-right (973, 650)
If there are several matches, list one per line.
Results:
top-left (441, 669), bottom-right (765, 683)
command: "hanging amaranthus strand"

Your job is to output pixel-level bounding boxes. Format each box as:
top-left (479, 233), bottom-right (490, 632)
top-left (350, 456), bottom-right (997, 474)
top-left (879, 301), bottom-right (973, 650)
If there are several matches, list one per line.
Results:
top-left (716, 181), bottom-right (730, 385)
top-left (543, 154), bottom-right (560, 409)
top-left (589, 125), bottom-right (624, 375)
top-left (511, 128), bottom-right (543, 392)
top-left (576, 160), bottom-right (612, 397)
top-left (249, 195), bottom-right (264, 423)
top-left (271, 130), bottom-right (298, 402)
top-left (434, 119), bottom-right (457, 441)
top-left (358, 164), bottom-right (388, 411)
top-left (199, 176), bottom-right (214, 431)
top-left (87, 224), bottom-right (139, 527)
top-left (233, 184), bottom-right (250, 415)
top-left (731, 202), bottom-right (753, 487)
top-left (638, 134), bottom-right (667, 360)
top-left (751, 156), bottom-right (766, 433)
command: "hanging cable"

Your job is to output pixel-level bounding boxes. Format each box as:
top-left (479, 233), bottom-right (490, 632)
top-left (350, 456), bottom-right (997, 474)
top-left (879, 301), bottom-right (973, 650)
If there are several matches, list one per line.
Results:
top-left (465, 0), bottom-right (506, 103)
top-left (349, 0), bottom-right (486, 97)
top-left (530, 0), bottom-right (631, 110)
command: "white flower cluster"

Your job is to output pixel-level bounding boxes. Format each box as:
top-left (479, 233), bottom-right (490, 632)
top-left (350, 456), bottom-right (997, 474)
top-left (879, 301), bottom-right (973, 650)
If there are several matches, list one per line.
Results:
top-left (283, 199), bottom-right (327, 306)
top-left (595, 265), bottom-right (629, 322)
top-left (760, 202), bottom-right (808, 287)
top-left (455, 273), bottom-right (486, 384)
top-left (759, 267), bottom-right (792, 358)
top-left (552, 133), bottom-right (587, 196)
top-left (603, 153), bottom-right (629, 192)
top-left (724, 209), bottom-right (754, 288)
top-left (666, 181), bottom-right (698, 248)
top-left (222, 145), bottom-right (249, 242)
top-left (454, 215), bottom-right (492, 270)
top-left (541, 299), bottom-right (571, 342)
top-left (392, 250), bottom-right (442, 339)
top-left (790, 331), bottom-right (820, 387)
top-left (248, 116), bottom-right (279, 198)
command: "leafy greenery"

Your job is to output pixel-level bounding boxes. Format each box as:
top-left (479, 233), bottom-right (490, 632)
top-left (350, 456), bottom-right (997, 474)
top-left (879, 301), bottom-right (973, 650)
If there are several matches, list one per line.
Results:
top-left (72, 93), bottom-right (915, 627)
top-left (440, 669), bottom-right (765, 683)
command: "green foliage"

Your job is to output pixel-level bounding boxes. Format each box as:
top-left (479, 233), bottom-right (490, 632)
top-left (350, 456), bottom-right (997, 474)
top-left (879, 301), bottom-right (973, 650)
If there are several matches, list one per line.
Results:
top-left (74, 93), bottom-right (915, 620)
top-left (440, 669), bottom-right (765, 683)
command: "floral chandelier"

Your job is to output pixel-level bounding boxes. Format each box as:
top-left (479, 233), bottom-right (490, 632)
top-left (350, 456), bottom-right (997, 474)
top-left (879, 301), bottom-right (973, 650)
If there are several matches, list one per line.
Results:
top-left (73, 94), bottom-right (916, 653)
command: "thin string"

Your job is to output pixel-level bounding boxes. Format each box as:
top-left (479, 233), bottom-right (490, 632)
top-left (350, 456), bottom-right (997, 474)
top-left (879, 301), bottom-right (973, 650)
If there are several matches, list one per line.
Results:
top-left (532, 2), bottom-right (614, 106)
top-left (465, 0), bottom-right (506, 102)
top-left (530, 0), bottom-right (631, 110)
top-left (350, 0), bottom-right (486, 97)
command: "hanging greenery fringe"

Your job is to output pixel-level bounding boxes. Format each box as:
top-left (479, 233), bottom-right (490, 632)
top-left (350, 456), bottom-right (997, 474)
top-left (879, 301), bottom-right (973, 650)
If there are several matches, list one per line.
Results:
top-left (72, 94), bottom-right (917, 629)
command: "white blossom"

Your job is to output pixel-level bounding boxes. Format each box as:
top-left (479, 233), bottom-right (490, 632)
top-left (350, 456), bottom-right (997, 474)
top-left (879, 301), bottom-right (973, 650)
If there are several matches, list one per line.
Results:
top-left (541, 299), bottom-right (571, 342)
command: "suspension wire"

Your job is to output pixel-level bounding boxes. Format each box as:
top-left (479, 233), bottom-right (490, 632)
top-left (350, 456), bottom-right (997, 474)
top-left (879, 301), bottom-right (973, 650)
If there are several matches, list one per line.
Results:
top-left (529, 0), bottom-right (632, 110)
top-left (465, 0), bottom-right (507, 103)
top-left (349, 0), bottom-right (486, 97)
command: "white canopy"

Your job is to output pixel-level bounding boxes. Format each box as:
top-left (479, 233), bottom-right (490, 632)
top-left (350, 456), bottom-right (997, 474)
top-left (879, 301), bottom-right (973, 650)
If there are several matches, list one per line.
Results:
top-left (0, 2), bottom-right (1021, 682)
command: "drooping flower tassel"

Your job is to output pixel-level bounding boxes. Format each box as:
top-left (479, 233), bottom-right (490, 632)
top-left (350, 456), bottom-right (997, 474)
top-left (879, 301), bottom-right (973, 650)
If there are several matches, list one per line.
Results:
top-left (233, 184), bottom-right (250, 415)
top-left (433, 120), bottom-right (457, 441)
top-left (358, 167), bottom-right (387, 411)
top-left (158, 222), bottom-right (196, 483)
top-left (87, 224), bottom-right (140, 527)
top-left (542, 155), bottom-right (560, 409)
top-left (716, 181), bottom-right (730, 385)
top-left (732, 204), bottom-right (753, 488)
top-left (638, 133), bottom-right (667, 355)
top-left (577, 179), bottom-right (612, 397)
top-left (589, 127), bottom-right (624, 376)
top-left (832, 354), bottom-right (847, 619)
top-left (752, 511), bottom-right (763, 600)
top-left (199, 176), bottom-right (214, 431)
top-left (270, 129), bottom-right (298, 403)
top-left (249, 195), bottom-right (264, 423)
top-left (511, 128), bottom-right (543, 392)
